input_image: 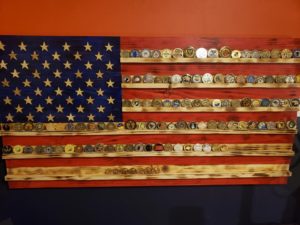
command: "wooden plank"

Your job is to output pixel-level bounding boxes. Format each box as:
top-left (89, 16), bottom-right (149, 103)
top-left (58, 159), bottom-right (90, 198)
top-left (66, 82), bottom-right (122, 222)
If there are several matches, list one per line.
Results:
top-left (2, 144), bottom-right (294, 159)
top-left (1, 129), bottom-right (296, 137)
top-left (7, 177), bottom-right (289, 188)
top-left (122, 83), bottom-right (300, 89)
top-left (2, 134), bottom-right (294, 146)
top-left (123, 112), bottom-right (297, 122)
top-left (121, 64), bottom-right (300, 76)
top-left (121, 58), bottom-right (300, 64)
top-left (121, 37), bottom-right (300, 50)
top-left (122, 88), bottom-right (300, 99)
top-left (2, 150), bottom-right (294, 159)
top-left (5, 164), bottom-right (291, 181)
top-left (122, 107), bottom-right (300, 113)
top-left (5, 156), bottom-right (291, 168)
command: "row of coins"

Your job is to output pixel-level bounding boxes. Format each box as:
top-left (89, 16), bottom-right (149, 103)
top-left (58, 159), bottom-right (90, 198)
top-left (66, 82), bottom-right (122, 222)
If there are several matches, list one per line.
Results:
top-left (121, 47), bottom-right (300, 59)
top-left (1, 120), bottom-right (296, 132)
top-left (2, 143), bottom-right (228, 154)
top-left (123, 74), bottom-right (300, 84)
top-left (123, 98), bottom-right (300, 108)
top-left (124, 120), bottom-right (296, 130)
top-left (0, 122), bottom-right (123, 132)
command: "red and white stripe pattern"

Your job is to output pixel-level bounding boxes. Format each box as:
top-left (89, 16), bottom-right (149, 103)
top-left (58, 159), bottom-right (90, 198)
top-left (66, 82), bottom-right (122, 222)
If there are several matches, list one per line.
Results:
top-left (3, 37), bottom-right (300, 188)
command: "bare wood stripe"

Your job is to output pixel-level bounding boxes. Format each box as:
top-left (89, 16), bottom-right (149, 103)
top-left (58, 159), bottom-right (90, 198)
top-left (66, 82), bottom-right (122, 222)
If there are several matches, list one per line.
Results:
top-left (121, 58), bottom-right (300, 64)
top-left (122, 83), bottom-right (300, 89)
top-left (5, 164), bottom-right (291, 181)
top-left (2, 150), bottom-right (294, 159)
top-left (122, 107), bottom-right (300, 112)
top-left (0, 129), bottom-right (296, 137)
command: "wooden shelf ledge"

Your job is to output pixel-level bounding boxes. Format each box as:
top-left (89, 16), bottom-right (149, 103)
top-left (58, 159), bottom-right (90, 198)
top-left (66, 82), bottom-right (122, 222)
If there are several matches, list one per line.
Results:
top-left (0, 129), bottom-right (297, 136)
top-left (122, 107), bottom-right (300, 112)
top-left (121, 58), bottom-right (300, 64)
top-left (5, 164), bottom-right (291, 181)
top-left (121, 83), bottom-right (300, 89)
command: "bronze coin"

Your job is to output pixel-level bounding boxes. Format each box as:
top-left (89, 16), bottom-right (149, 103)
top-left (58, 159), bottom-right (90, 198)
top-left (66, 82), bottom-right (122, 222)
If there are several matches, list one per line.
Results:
top-left (214, 73), bottom-right (225, 83)
top-left (207, 120), bottom-right (218, 129)
top-left (87, 123), bottom-right (97, 130)
top-left (192, 99), bottom-right (202, 107)
top-left (24, 123), bottom-right (33, 131)
top-left (271, 49), bottom-right (281, 58)
top-left (176, 120), bottom-right (188, 129)
top-left (125, 120), bottom-right (137, 130)
top-left (164, 144), bottom-right (173, 151)
top-left (240, 98), bottom-right (252, 107)
top-left (219, 46), bottom-right (232, 58)
top-left (75, 123), bottom-right (86, 131)
top-left (281, 49), bottom-right (293, 58)
top-left (106, 122), bottom-right (116, 130)
top-left (231, 99), bottom-right (241, 107)
top-left (236, 75), bottom-right (246, 84)
top-left (184, 46), bottom-right (196, 58)
top-left (75, 145), bottom-right (83, 153)
top-left (248, 121), bottom-right (258, 130)
top-left (157, 122), bottom-right (167, 130)
top-left (218, 121), bottom-right (228, 130)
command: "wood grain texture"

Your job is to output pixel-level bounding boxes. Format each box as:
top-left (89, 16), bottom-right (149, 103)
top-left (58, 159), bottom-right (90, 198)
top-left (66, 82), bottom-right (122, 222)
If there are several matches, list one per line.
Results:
top-left (5, 157), bottom-right (291, 168)
top-left (122, 83), bottom-right (300, 89)
top-left (5, 164), bottom-right (291, 181)
top-left (3, 150), bottom-right (294, 159)
top-left (121, 37), bottom-right (300, 50)
top-left (2, 134), bottom-right (294, 145)
top-left (122, 89), bottom-right (300, 99)
top-left (121, 64), bottom-right (300, 76)
top-left (122, 107), bottom-right (300, 113)
top-left (123, 112), bottom-right (297, 122)
top-left (121, 58), bottom-right (300, 64)
top-left (1, 129), bottom-right (296, 137)
top-left (7, 177), bottom-right (289, 189)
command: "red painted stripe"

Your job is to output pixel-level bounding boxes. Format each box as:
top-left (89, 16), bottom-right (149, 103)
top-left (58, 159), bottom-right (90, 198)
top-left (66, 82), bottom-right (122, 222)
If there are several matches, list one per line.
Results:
top-left (121, 64), bottom-right (300, 75)
top-left (5, 157), bottom-right (291, 168)
top-left (123, 112), bottom-right (296, 121)
top-left (2, 134), bottom-right (294, 145)
top-left (8, 177), bottom-right (288, 189)
top-left (122, 89), bottom-right (300, 99)
top-left (121, 37), bottom-right (300, 49)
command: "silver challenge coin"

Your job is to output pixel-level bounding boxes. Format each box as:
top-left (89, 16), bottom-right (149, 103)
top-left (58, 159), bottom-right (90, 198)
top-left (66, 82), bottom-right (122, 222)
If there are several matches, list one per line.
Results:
top-left (193, 143), bottom-right (203, 151)
top-left (151, 50), bottom-right (161, 58)
top-left (192, 74), bottom-right (202, 83)
top-left (207, 48), bottom-right (219, 58)
top-left (286, 75), bottom-right (295, 83)
top-left (173, 144), bottom-right (183, 152)
top-left (241, 50), bottom-right (252, 58)
top-left (203, 144), bottom-right (212, 152)
top-left (202, 73), bottom-right (213, 83)
top-left (195, 48), bottom-right (208, 58)
top-left (171, 74), bottom-right (182, 83)
top-left (141, 49), bottom-right (151, 58)
top-left (143, 74), bottom-right (155, 83)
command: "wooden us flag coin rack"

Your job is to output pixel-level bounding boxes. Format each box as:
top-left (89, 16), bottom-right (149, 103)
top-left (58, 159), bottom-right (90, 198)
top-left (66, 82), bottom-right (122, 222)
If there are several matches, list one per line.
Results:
top-left (0, 37), bottom-right (299, 188)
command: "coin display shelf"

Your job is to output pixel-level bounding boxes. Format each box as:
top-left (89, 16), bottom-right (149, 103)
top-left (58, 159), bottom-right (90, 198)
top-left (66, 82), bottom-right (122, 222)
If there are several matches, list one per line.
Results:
top-left (121, 58), bottom-right (300, 64)
top-left (5, 164), bottom-right (291, 181)
top-left (4, 37), bottom-right (300, 188)
top-left (121, 83), bottom-right (300, 89)
top-left (0, 129), bottom-right (296, 136)
top-left (2, 143), bottom-right (294, 159)
top-left (122, 107), bottom-right (300, 113)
